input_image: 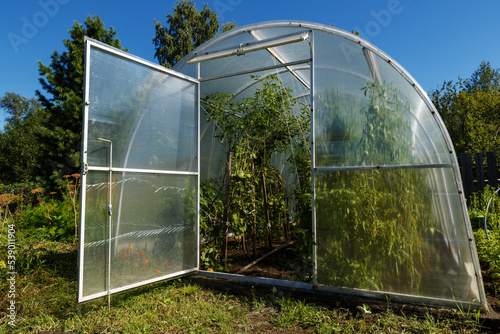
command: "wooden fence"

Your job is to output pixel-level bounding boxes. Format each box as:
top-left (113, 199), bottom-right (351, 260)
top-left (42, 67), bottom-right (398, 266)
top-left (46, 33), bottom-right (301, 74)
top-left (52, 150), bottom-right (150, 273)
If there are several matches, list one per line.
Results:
top-left (459, 152), bottom-right (499, 202)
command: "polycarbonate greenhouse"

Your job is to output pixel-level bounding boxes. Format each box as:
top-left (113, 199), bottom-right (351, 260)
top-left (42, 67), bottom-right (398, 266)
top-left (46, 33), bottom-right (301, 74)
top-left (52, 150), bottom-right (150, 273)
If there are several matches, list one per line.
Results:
top-left (78, 20), bottom-right (487, 310)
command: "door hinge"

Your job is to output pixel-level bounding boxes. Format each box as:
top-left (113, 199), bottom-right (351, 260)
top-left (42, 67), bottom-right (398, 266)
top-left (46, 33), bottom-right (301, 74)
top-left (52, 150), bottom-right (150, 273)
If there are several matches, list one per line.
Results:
top-left (83, 163), bottom-right (89, 175)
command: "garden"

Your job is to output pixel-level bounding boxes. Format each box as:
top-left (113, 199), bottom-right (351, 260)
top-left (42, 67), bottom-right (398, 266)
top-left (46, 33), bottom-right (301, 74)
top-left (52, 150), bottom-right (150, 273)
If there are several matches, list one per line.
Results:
top-left (0, 175), bottom-right (500, 332)
top-left (2, 73), bottom-right (500, 331)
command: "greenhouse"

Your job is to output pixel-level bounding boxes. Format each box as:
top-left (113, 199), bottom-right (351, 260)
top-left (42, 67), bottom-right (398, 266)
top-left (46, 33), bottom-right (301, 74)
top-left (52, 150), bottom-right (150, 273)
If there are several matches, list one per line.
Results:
top-left (78, 20), bottom-right (487, 310)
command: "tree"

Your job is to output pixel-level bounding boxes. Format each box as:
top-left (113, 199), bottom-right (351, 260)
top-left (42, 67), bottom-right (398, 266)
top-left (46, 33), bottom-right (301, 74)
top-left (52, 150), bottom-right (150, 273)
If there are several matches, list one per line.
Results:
top-left (35, 15), bottom-right (126, 189)
top-left (153, 0), bottom-right (236, 68)
top-left (0, 92), bottom-right (43, 184)
top-left (430, 61), bottom-right (500, 154)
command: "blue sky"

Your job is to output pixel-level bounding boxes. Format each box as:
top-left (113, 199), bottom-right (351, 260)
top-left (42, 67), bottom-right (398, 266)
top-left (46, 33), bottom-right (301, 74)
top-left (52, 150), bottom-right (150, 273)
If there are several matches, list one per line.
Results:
top-left (1, 0), bottom-right (500, 129)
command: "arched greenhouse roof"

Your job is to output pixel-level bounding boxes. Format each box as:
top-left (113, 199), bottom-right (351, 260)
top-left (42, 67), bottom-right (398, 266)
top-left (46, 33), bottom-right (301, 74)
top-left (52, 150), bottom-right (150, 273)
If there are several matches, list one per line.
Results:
top-left (175, 21), bottom-right (455, 180)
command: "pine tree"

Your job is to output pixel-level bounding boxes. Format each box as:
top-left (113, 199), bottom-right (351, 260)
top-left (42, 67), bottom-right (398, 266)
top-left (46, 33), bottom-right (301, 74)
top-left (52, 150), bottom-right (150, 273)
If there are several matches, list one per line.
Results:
top-left (35, 15), bottom-right (126, 189)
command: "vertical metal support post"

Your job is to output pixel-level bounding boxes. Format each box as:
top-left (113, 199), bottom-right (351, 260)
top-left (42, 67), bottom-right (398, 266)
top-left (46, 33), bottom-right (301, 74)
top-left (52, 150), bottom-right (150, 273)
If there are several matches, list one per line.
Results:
top-left (97, 137), bottom-right (113, 313)
top-left (196, 61), bottom-right (201, 270)
top-left (309, 30), bottom-right (317, 287)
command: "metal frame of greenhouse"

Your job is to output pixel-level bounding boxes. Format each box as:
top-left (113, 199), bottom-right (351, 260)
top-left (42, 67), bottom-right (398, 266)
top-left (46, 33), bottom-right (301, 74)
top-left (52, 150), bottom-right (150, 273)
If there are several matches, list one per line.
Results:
top-left (78, 21), bottom-right (488, 310)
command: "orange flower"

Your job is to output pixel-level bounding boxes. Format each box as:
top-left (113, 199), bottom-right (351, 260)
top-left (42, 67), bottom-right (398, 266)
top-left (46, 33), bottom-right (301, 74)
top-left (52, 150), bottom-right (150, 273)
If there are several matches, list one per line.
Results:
top-left (129, 244), bottom-right (133, 250)
top-left (143, 259), bottom-right (150, 265)
top-left (31, 187), bottom-right (44, 194)
top-left (123, 253), bottom-right (130, 259)
top-left (156, 270), bottom-right (162, 275)
top-left (207, 268), bottom-right (214, 272)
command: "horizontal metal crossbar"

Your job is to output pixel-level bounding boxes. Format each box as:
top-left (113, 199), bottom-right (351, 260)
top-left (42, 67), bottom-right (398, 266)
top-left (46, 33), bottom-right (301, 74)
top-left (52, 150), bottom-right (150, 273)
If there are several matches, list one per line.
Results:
top-left (189, 31), bottom-right (310, 64)
top-left (314, 163), bottom-right (453, 172)
top-left (87, 166), bottom-right (198, 175)
top-left (200, 58), bottom-right (311, 82)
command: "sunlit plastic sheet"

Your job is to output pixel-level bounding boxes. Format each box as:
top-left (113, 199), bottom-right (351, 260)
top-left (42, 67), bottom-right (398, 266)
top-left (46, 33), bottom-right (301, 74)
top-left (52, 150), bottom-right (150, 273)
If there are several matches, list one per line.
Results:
top-left (81, 172), bottom-right (197, 298)
top-left (87, 47), bottom-right (197, 172)
top-left (313, 30), bottom-right (452, 167)
top-left (199, 66), bottom-right (311, 181)
top-left (315, 167), bottom-right (480, 303)
top-left (80, 39), bottom-right (199, 302)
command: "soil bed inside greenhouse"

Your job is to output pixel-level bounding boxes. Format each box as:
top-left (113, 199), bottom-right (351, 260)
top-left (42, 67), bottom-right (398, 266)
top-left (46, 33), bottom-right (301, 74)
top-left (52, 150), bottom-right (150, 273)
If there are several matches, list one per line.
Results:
top-left (198, 237), bottom-right (500, 323)
top-left (205, 237), bottom-right (306, 282)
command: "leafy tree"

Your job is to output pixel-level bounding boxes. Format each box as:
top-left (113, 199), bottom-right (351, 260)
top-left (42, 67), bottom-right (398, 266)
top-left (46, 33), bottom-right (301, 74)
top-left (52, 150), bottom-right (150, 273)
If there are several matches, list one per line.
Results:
top-left (35, 15), bottom-right (126, 190)
top-left (466, 61), bottom-right (500, 92)
top-left (0, 92), bottom-right (43, 184)
top-left (430, 61), bottom-right (500, 154)
top-left (153, 0), bottom-right (237, 68)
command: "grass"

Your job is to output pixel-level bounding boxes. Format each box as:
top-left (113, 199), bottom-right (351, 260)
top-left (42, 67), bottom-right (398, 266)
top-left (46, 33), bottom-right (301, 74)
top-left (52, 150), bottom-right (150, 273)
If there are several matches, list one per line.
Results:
top-left (0, 239), bottom-right (496, 333)
top-left (1, 183), bottom-right (499, 333)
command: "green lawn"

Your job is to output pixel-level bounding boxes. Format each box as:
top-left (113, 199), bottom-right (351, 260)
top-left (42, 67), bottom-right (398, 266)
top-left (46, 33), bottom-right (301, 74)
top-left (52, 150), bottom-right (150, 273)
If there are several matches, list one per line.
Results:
top-left (1, 240), bottom-right (499, 333)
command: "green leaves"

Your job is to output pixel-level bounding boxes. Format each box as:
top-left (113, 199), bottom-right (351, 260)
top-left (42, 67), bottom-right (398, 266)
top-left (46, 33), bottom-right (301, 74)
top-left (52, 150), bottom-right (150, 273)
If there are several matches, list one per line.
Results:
top-left (203, 75), bottom-right (306, 166)
top-left (429, 61), bottom-right (500, 154)
top-left (0, 93), bottom-right (43, 183)
top-left (316, 82), bottom-right (434, 292)
top-left (35, 16), bottom-right (125, 190)
top-left (200, 75), bottom-right (311, 263)
top-left (153, 0), bottom-right (233, 68)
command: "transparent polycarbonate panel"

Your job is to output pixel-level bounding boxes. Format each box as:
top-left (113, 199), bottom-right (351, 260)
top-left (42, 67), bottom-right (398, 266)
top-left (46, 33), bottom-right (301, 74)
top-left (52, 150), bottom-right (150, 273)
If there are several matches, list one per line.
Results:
top-left (200, 67), bottom-right (310, 182)
top-left (194, 26), bottom-right (310, 63)
top-left (196, 30), bottom-right (258, 56)
top-left (81, 171), bottom-right (108, 297)
top-left (373, 54), bottom-right (453, 165)
top-left (313, 32), bottom-right (452, 168)
top-left (269, 39), bottom-right (311, 64)
top-left (232, 66), bottom-right (310, 102)
top-left (87, 48), bottom-right (198, 171)
top-left (81, 171), bottom-right (197, 298)
top-left (313, 31), bottom-right (372, 167)
top-left (249, 26), bottom-right (311, 43)
top-left (200, 48), bottom-right (279, 79)
top-left (315, 167), bottom-right (480, 304)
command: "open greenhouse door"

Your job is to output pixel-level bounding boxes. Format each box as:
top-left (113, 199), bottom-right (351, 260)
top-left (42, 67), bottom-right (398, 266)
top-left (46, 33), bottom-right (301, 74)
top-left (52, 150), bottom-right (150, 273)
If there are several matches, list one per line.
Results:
top-left (78, 38), bottom-right (199, 303)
